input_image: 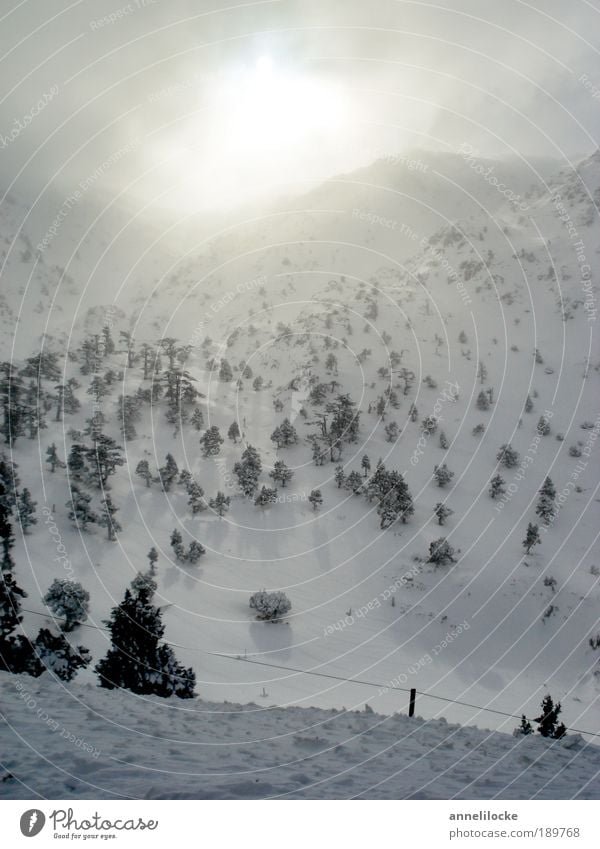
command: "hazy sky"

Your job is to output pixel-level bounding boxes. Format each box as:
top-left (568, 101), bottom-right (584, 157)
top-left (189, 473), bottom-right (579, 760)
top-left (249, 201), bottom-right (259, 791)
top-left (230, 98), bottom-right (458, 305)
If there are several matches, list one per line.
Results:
top-left (0, 0), bottom-right (599, 213)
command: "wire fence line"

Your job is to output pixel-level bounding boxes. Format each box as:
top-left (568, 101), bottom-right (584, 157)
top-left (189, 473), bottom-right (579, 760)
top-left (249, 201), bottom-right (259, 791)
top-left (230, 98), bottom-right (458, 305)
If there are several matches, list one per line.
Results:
top-left (17, 607), bottom-right (600, 739)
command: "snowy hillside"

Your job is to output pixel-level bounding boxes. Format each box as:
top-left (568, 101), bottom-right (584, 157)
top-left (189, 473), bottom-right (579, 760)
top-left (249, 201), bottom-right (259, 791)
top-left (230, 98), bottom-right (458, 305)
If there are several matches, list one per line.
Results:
top-left (1, 148), bottom-right (599, 776)
top-left (1, 672), bottom-right (598, 800)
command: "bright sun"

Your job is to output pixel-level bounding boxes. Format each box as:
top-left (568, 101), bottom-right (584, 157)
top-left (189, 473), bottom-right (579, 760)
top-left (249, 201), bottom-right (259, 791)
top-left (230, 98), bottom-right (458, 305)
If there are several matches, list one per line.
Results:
top-left (147, 57), bottom-right (350, 211)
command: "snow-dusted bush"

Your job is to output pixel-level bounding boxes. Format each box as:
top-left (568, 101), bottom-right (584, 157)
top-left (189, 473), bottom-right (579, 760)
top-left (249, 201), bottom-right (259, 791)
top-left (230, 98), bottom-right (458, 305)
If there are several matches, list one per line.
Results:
top-left (43, 579), bottom-right (90, 631)
top-left (249, 590), bottom-right (291, 621)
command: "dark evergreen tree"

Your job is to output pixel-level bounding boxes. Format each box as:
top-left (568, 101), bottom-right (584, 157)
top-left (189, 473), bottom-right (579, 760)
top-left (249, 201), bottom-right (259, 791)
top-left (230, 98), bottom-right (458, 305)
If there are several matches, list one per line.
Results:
top-left (384, 421), bottom-right (399, 442)
top-left (533, 694), bottom-right (567, 739)
top-left (228, 421), bottom-right (241, 443)
top-left (524, 394), bottom-right (534, 413)
top-left (334, 465), bottom-right (346, 488)
top-left (191, 407), bottom-right (205, 431)
top-left (46, 443), bottom-right (65, 473)
top-left (345, 471), bottom-right (364, 494)
top-left (66, 486), bottom-right (98, 530)
top-left (497, 443), bottom-right (520, 468)
top-left (254, 485), bottom-right (278, 507)
top-left (95, 581), bottom-right (195, 698)
top-left (17, 488), bottom-right (37, 533)
top-left (85, 435), bottom-right (124, 488)
top-left (187, 541), bottom-right (206, 564)
top-left (516, 715), bottom-right (534, 735)
top-left (536, 477), bottom-right (556, 525)
top-left (361, 455), bottom-right (371, 477)
top-left (219, 359), bottom-right (233, 382)
top-left (170, 529), bottom-right (187, 561)
top-left (433, 463), bottom-right (454, 487)
top-left (427, 538), bottom-right (457, 565)
top-left (187, 481), bottom-right (206, 514)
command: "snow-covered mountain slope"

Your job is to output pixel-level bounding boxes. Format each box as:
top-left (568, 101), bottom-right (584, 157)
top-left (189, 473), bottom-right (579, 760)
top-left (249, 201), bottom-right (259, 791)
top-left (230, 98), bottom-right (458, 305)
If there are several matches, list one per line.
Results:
top-left (1, 672), bottom-right (598, 800)
top-left (1, 150), bottom-right (599, 750)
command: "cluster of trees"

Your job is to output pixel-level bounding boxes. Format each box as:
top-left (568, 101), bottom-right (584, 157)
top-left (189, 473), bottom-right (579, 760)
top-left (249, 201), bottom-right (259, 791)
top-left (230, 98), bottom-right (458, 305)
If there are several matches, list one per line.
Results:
top-left (516, 694), bottom-right (567, 739)
top-left (334, 458), bottom-right (414, 530)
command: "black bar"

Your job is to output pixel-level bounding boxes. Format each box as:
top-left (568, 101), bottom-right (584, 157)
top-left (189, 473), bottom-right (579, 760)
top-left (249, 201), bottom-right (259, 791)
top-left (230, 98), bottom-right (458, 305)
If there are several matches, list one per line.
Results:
top-left (409, 688), bottom-right (416, 717)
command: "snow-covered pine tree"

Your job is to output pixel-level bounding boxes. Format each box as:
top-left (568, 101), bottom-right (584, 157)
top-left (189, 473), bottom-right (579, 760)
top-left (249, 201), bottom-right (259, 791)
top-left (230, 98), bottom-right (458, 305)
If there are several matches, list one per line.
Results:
top-left (32, 628), bottom-right (91, 681)
top-left (309, 489), bottom-right (323, 511)
top-left (209, 491), bottom-right (230, 517)
top-left (434, 503), bottom-right (453, 525)
top-left (17, 488), bottom-right (37, 533)
top-left (537, 415), bottom-right (551, 436)
top-left (42, 579), bottom-right (90, 631)
top-left (497, 443), bottom-right (520, 468)
top-left (433, 463), bottom-right (454, 487)
top-left (269, 460), bottom-right (294, 488)
top-left (187, 541), bottom-right (206, 564)
top-left (361, 455), bottom-right (371, 477)
top-left (439, 430), bottom-right (449, 449)
top-left (157, 453), bottom-right (179, 491)
top-left (219, 359), bottom-right (233, 382)
top-left (489, 473), bottom-right (506, 499)
top-left (233, 444), bottom-right (262, 496)
top-left (476, 390), bottom-right (490, 411)
top-left (427, 538), bottom-right (457, 565)
top-left (334, 465), bottom-right (346, 488)
top-left (536, 476), bottom-right (556, 525)
top-left (254, 485), bottom-right (278, 507)
top-left (199, 425), bottom-right (224, 457)
top-left (345, 471), bottom-right (363, 494)
top-left (249, 590), bottom-right (291, 621)
top-left (191, 407), bottom-right (205, 431)
top-left (524, 394), bottom-right (534, 413)
top-left (187, 481), bottom-right (206, 514)
top-left (95, 580), bottom-right (196, 698)
top-left (66, 486), bottom-right (98, 530)
top-left (170, 529), bottom-right (187, 561)
top-left (523, 522), bottom-right (541, 554)
top-left (384, 421), bottom-right (399, 442)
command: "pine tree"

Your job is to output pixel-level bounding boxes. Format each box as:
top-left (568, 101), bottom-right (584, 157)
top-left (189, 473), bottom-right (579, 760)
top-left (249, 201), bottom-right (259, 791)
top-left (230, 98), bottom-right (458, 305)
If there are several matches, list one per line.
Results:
top-left (384, 421), bottom-right (399, 442)
top-left (537, 415), bottom-right (551, 436)
top-left (147, 547), bottom-right (159, 575)
top-left (170, 529), bottom-right (187, 561)
top-left (524, 394), bottom-right (534, 413)
top-left (409, 403), bottom-right (418, 422)
top-left (219, 359), bottom-right (233, 382)
top-left (42, 579), bottom-right (90, 631)
top-left (252, 375), bottom-right (263, 391)
top-left (497, 443), bottom-right (520, 468)
top-left (46, 443), bottom-right (65, 473)
top-left (157, 453), bottom-right (178, 491)
top-left (66, 486), bottom-right (98, 530)
top-left (309, 489), bottom-right (323, 511)
top-left (178, 469), bottom-right (192, 489)
top-left (278, 418), bottom-right (298, 447)
top-left (191, 407), bottom-right (205, 431)
top-left (199, 425), bottom-right (224, 457)
top-left (516, 715), bottom-right (534, 735)
top-left (439, 430), bottom-right (449, 450)
top-left (434, 503), bottom-right (453, 525)
top-left (17, 488), bottom-right (37, 533)
top-left (427, 538), bottom-right (457, 565)
top-left (433, 463), bottom-right (454, 487)
top-left (209, 491), bottom-right (230, 517)
top-left (334, 465), bottom-right (346, 489)
top-left (95, 581), bottom-right (195, 698)
top-left (187, 541), bottom-right (206, 564)
top-left (254, 485), bottom-right (277, 507)
top-left (476, 390), bottom-right (490, 411)
top-left (269, 460), bottom-right (293, 488)
top-left (228, 421), bottom-right (241, 443)
top-left (345, 471), bottom-right (363, 494)
top-left (533, 694), bottom-right (567, 739)
top-left (361, 455), bottom-right (371, 477)
top-left (187, 481), bottom-right (206, 514)
top-left (489, 473), bottom-right (506, 499)
top-left (233, 444), bottom-right (262, 496)
top-left (0, 568), bottom-right (26, 638)
top-left (99, 494), bottom-right (122, 541)
top-left (477, 360), bottom-right (487, 384)
top-left (85, 435), bottom-right (124, 488)
top-left (536, 476), bottom-right (556, 525)
top-left (0, 497), bottom-right (16, 572)
top-left (523, 522), bottom-right (541, 554)
top-left (135, 459), bottom-right (153, 487)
